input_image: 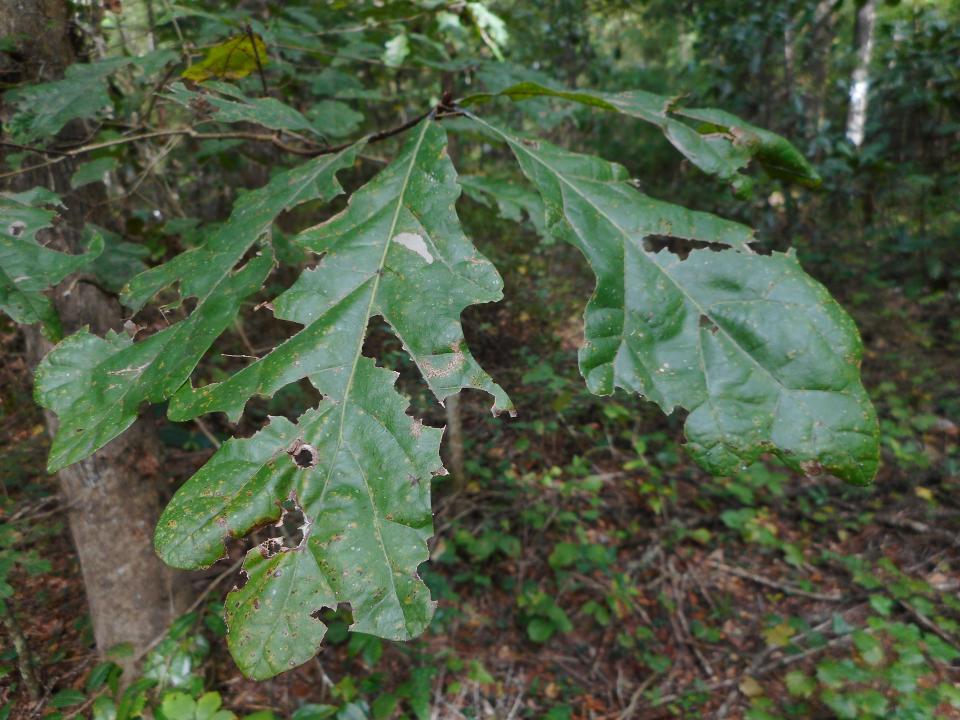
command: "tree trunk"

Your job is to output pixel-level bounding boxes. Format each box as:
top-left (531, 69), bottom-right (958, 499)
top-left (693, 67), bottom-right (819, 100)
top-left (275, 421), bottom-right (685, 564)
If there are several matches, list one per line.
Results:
top-left (783, 19), bottom-right (796, 111)
top-left (845, 0), bottom-right (878, 146)
top-left (806, 0), bottom-right (841, 142)
top-left (1, 0), bottom-right (188, 676)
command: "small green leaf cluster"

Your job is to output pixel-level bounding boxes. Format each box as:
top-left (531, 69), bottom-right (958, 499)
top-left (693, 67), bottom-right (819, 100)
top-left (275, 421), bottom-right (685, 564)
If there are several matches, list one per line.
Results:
top-left (747, 616), bottom-right (960, 720)
top-left (517, 583), bottom-right (574, 643)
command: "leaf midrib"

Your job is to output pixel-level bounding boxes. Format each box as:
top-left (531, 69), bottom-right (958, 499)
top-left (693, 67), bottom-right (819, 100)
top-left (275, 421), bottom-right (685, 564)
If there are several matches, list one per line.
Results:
top-left (312, 120), bottom-right (432, 617)
top-left (481, 116), bottom-right (789, 394)
top-left (52, 150), bottom-right (355, 468)
top-left (476, 116), bottom-right (851, 470)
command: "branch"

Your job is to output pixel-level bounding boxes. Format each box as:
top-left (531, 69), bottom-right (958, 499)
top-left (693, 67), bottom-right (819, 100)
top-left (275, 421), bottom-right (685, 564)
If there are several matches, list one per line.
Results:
top-left (710, 560), bottom-right (845, 602)
top-left (140, 60), bottom-right (179, 124)
top-left (244, 23), bottom-right (269, 97)
top-left (0, 140), bottom-right (71, 157)
top-left (877, 514), bottom-right (960, 547)
top-left (308, 108), bottom-right (433, 158)
top-left (0, 108), bottom-right (439, 181)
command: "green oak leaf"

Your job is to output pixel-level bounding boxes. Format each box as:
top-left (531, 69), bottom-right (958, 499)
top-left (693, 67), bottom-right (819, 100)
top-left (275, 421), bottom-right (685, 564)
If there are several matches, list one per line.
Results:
top-left (70, 157), bottom-right (118, 189)
top-left (309, 100), bottom-right (364, 138)
top-left (165, 81), bottom-right (320, 136)
top-left (0, 192), bottom-right (103, 340)
top-left (157, 119), bottom-right (509, 678)
top-left (673, 105), bottom-right (822, 188)
top-left (6, 57), bottom-right (133, 143)
top-left (157, 363), bottom-right (440, 679)
top-left (82, 224), bottom-right (150, 294)
top-left (0, 189), bottom-right (61, 241)
top-left (458, 174), bottom-right (546, 239)
top-left (461, 81), bottom-right (821, 194)
top-left (169, 119), bottom-right (511, 422)
top-left (35, 145), bottom-right (360, 471)
top-left (471, 114), bottom-right (878, 485)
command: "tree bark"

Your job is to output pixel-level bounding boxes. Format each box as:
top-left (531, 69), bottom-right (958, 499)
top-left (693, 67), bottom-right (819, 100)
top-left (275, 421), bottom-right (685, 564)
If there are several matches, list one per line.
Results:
top-left (2, 0), bottom-right (188, 676)
top-left (805, 0), bottom-right (842, 142)
top-left (845, 0), bottom-right (878, 146)
top-left (783, 19), bottom-right (796, 111)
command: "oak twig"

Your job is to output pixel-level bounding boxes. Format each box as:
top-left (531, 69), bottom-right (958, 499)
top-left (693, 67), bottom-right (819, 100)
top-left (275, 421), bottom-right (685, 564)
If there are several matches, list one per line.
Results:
top-left (244, 24), bottom-right (269, 97)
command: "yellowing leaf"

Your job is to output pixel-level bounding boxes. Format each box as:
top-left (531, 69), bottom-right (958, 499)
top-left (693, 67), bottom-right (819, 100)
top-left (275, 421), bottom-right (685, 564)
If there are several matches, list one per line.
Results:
top-left (739, 676), bottom-right (764, 697)
top-left (763, 622), bottom-right (796, 648)
top-left (182, 34), bottom-right (268, 83)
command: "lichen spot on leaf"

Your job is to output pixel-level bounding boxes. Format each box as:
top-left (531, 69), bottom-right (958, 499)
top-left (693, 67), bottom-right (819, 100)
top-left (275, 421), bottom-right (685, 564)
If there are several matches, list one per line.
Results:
top-left (393, 232), bottom-right (434, 263)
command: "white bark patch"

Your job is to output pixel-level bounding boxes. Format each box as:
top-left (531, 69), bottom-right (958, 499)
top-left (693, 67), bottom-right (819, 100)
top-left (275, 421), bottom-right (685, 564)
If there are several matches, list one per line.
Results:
top-left (393, 232), bottom-right (433, 264)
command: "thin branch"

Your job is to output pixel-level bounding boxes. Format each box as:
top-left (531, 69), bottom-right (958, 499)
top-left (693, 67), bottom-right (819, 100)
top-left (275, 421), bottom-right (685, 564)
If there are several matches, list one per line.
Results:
top-left (711, 560), bottom-right (845, 602)
top-left (877, 513), bottom-right (960, 546)
top-left (62, 689), bottom-right (108, 720)
top-left (124, 135), bottom-right (183, 199)
top-left (1, 107), bottom-right (439, 181)
top-left (161, 0), bottom-right (188, 58)
top-left (244, 24), bottom-right (269, 97)
top-left (618, 672), bottom-right (660, 720)
top-left (140, 60), bottom-right (179, 124)
top-left (310, 107), bottom-right (433, 157)
top-left (194, 417), bottom-right (222, 449)
top-left (899, 599), bottom-right (960, 650)
top-left (0, 140), bottom-right (71, 157)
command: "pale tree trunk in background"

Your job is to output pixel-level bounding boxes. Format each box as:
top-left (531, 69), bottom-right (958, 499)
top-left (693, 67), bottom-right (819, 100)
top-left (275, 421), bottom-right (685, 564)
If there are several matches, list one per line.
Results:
top-left (1, 0), bottom-right (188, 678)
top-left (845, 0), bottom-right (878, 146)
top-left (783, 19), bottom-right (796, 110)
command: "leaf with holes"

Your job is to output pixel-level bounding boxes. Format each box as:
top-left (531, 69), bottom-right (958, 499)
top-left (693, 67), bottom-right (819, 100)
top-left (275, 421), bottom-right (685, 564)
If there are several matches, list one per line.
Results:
top-left (34, 145), bottom-right (360, 472)
top-left (462, 81), bottom-right (821, 195)
top-left (168, 120), bottom-right (510, 422)
top-left (471, 114), bottom-right (878, 485)
top-left (0, 192), bottom-right (102, 340)
top-left (156, 119), bottom-right (510, 678)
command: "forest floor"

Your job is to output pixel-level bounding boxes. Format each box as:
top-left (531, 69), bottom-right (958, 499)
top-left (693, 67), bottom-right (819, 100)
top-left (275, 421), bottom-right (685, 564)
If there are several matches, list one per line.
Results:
top-left (2, 281), bottom-right (959, 720)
